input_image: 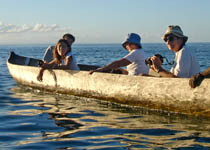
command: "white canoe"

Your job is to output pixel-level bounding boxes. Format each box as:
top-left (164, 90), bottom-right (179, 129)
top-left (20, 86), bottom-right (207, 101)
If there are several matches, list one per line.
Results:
top-left (7, 52), bottom-right (210, 117)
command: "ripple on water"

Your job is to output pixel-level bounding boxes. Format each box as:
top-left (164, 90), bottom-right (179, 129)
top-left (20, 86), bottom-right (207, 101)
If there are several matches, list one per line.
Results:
top-left (1, 86), bottom-right (210, 149)
top-left (1, 44), bottom-right (210, 149)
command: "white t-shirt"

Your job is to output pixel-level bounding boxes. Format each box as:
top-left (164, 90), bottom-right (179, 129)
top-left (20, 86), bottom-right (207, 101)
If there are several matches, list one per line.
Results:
top-left (123, 49), bottom-right (149, 75)
top-left (61, 51), bottom-right (80, 70)
top-left (170, 46), bottom-right (200, 78)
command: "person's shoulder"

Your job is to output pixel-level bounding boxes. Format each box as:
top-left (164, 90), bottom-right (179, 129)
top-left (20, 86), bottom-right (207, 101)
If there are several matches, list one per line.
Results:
top-left (130, 48), bottom-right (140, 53)
top-left (66, 51), bottom-right (73, 57)
top-left (181, 46), bottom-right (191, 54)
top-left (177, 46), bottom-right (186, 53)
top-left (181, 45), bottom-right (190, 51)
top-left (50, 45), bottom-right (55, 49)
top-left (178, 46), bottom-right (193, 59)
top-left (46, 45), bottom-right (55, 50)
top-left (132, 49), bottom-right (145, 55)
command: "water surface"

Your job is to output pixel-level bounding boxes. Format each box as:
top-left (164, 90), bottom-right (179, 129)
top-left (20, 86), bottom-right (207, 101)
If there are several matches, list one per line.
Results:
top-left (1, 43), bottom-right (210, 149)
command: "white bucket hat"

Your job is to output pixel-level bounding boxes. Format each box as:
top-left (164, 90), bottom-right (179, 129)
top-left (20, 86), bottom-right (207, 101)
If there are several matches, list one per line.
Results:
top-left (122, 33), bottom-right (142, 49)
top-left (162, 25), bottom-right (188, 42)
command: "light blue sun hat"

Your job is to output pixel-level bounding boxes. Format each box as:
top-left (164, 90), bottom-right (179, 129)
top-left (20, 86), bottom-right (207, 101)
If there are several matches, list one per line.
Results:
top-left (122, 33), bottom-right (142, 49)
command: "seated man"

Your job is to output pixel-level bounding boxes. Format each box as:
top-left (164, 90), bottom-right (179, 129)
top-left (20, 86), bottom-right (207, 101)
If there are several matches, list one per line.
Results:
top-left (149, 25), bottom-right (200, 78)
top-left (43, 33), bottom-right (75, 62)
top-left (189, 67), bottom-right (210, 88)
top-left (89, 33), bottom-right (149, 75)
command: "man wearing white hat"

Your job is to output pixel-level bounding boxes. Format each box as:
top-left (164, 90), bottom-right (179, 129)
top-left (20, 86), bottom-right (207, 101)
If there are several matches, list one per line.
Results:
top-left (150, 25), bottom-right (200, 78)
top-left (89, 33), bottom-right (149, 75)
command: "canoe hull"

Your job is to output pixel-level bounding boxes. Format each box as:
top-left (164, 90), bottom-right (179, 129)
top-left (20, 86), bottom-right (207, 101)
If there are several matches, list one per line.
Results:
top-left (7, 52), bottom-right (210, 116)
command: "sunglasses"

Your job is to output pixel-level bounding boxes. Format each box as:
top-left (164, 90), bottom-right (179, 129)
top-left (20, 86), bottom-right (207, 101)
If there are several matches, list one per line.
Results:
top-left (164, 36), bottom-right (176, 42)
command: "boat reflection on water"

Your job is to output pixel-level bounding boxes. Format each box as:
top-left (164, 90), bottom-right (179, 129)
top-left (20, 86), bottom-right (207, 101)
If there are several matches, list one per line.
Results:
top-left (9, 86), bottom-right (210, 149)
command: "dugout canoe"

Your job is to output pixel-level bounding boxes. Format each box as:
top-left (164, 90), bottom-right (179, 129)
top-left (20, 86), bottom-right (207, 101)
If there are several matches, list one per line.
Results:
top-left (7, 52), bottom-right (210, 117)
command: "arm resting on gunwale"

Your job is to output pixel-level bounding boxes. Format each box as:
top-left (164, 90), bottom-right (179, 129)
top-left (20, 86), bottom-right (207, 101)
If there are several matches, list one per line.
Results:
top-left (200, 67), bottom-right (210, 78)
top-left (89, 58), bottom-right (130, 75)
top-left (156, 68), bottom-right (177, 78)
top-left (37, 57), bottom-right (73, 81)
top-left (41, 57), bottom-right (73, 70)
top-left (189, 67), bottom-right (210, 88)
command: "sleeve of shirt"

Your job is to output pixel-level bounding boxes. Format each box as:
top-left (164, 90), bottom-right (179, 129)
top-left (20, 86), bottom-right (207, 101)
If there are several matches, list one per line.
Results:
top-left (123, 51), bottom-right (137, 63)
top-left (42, 45), bottom-right (54, 62)
top-left (66, 51), bottom-right (73, 59)
top-left (173, 50), bottom-right (191, 77)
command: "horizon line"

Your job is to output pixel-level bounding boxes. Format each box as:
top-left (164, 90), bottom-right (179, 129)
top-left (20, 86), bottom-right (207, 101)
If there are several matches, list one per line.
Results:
top-left (1, 42), bottom-right (210, 46)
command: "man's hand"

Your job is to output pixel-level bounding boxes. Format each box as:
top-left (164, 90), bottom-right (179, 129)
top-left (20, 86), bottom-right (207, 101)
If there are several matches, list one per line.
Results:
top-left (189, 73), bottom-right (205, 88)
top-left (150, 56), bottom-right (163, 73)
top-left (89, 70), bottom-right (95, 75)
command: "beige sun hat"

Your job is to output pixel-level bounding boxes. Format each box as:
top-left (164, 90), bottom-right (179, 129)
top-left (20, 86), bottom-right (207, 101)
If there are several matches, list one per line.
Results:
top-left (162, 25), bottom-right (188, 42)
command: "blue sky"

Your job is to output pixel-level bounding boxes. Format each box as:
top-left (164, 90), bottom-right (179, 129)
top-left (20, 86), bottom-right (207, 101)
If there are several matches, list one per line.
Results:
top-left (0, 0), bottom-right (210, 44)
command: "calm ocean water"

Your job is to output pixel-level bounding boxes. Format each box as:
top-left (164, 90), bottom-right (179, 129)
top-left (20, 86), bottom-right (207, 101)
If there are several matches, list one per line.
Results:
top-left (1, 43), bottom-right (210, 149)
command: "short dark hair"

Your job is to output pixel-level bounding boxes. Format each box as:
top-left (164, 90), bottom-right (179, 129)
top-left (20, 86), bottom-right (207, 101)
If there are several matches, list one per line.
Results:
top-left (62, 33), bottom-right (75, 42)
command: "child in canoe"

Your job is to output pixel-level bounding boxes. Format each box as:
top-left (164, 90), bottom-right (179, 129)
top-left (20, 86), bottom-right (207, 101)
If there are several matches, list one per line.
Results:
top-left (43, 33), bottom-right (75, 62)
top-left (37, 39), bottom-right (79, 81)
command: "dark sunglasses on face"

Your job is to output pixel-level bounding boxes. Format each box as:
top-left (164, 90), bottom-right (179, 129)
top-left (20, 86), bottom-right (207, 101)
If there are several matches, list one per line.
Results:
top-left (164, 36), bottom-right (176, 42)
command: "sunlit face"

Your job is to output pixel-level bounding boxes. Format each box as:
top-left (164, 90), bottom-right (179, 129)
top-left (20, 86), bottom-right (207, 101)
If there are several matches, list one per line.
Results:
top-left (125, 43), bottom-right (131, 51)
top-left (125, 43), bottom-right (138, 52)
top-left (57, 42), bottom-right (69, 58)
top-left (164, 35), bottom-right (182, 52)
top-left (63, 37), bottom-right (74, 46)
